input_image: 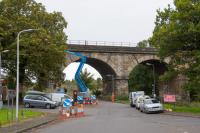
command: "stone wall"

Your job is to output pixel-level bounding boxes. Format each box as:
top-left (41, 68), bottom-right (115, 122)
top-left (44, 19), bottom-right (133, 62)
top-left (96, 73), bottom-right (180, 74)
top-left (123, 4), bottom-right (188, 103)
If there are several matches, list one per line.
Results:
top-left (159, 74), bottom-right (189, 103)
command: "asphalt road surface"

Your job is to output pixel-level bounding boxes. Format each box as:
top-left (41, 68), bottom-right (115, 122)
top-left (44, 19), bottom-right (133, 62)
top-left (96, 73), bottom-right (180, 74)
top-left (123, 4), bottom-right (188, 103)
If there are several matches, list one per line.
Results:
top-left (31, 101), bottom-right (200, 133)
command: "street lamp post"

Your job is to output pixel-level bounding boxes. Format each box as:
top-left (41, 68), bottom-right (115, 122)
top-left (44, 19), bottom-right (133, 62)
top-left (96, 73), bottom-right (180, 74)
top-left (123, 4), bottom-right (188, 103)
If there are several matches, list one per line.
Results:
top-left (16, 29), bottom-right (38, 121)
top-left (146, 63), bottom-right (156, 98)
top-left (0, 50), bottom-right (9, 109)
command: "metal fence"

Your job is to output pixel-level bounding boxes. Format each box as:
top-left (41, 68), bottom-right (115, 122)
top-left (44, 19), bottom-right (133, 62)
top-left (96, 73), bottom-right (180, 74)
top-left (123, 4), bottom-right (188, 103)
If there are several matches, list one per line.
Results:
top-left (67, 40), bottom-right (137, 47)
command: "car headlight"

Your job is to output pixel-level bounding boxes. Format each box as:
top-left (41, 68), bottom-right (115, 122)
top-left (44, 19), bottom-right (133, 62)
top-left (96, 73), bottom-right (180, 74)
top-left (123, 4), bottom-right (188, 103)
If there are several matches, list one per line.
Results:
top-left (51, 101), bottom-right (56, 104)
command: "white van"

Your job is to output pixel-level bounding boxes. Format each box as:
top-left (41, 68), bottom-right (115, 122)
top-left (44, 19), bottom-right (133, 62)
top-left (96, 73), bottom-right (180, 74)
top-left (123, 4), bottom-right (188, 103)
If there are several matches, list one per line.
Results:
top-left (135, 95), bottom-right (150, 110)
top-left (129, 91), bottom-right (144, 107)
top-left (45, 93), bottom-right (73, 105)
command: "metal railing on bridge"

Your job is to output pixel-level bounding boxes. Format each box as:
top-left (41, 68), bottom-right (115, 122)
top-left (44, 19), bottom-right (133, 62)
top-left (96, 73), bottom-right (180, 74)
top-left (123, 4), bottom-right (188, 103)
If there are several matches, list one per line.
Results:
top-left (67, 40), bottom-right (138, 47)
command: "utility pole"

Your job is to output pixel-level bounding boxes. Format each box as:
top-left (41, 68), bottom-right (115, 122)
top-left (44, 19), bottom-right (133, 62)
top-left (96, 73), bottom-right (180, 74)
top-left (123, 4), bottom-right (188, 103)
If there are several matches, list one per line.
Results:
top-left (146, 63), bottom-right (156, 98)
top-left (0, 50), bottom-right (9, 109)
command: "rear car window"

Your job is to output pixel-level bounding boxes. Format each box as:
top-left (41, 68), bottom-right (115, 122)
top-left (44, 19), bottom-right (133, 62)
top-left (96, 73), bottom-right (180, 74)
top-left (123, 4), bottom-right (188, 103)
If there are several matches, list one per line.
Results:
top-left (25, 95), bottom-right (42, 100)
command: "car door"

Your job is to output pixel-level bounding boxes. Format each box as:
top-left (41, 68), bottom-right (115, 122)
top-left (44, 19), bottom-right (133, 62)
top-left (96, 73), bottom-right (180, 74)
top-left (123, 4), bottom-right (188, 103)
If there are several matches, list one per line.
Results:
top-left (34, 96), bottom-right (44, 107)
top-left (30, 95), bottom-right (39, 107)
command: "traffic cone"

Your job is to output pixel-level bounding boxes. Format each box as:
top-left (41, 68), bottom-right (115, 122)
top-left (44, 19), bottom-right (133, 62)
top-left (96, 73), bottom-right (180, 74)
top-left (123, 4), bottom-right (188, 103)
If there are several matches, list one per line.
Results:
top-left (111, 92), bottom-right (115, 103)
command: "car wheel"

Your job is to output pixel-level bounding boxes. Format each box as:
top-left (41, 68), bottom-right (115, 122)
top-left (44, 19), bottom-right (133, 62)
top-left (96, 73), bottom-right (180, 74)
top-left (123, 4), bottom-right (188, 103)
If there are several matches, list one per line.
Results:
top-left (143, 108), bottom-right (146, 113)
top-left (130, 102), bottom-right (134, 107)
top-left (24, 103), bottom-right (30, 108)
top-left (46, 104), bottom-right (51, 109)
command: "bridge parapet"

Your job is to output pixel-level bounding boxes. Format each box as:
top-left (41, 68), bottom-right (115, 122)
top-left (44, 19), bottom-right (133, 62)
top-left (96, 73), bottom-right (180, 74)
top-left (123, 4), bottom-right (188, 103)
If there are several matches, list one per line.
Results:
top-left (67, 40), bottom-right (137, 47)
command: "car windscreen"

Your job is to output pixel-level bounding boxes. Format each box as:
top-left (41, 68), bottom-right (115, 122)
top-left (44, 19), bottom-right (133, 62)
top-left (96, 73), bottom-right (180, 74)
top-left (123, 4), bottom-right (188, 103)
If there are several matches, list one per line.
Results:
top-left (43, 96), bottom-right (52, 101)
top-left (151, 99), bottom-right (159, 103)
top-left (145, 99), bottom-right (159, 104)
top-left (25, 95), bottom-right (34, 99)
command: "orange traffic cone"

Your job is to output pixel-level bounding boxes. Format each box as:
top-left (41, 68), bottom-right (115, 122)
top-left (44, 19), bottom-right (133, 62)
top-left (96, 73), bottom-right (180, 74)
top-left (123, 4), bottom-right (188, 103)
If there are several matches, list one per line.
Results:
top-left (111, 92), bottom-right (115, 103)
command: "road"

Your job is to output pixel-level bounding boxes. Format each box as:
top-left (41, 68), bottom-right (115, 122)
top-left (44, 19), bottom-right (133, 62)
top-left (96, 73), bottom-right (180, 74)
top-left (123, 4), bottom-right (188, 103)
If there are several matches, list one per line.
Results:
top-left (31, 101), bottom-right (200, 133)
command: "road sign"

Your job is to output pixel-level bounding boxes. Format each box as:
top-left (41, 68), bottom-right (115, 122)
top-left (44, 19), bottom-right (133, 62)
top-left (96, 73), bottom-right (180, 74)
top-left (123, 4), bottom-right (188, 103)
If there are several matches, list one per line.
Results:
top-left (63, 99), bottom-right (72, 107)
top-left (91, 95), bottom-right (96, 100)
top-left (164, 94), bottom-right (176, 103)
top-left (77, 96), bottom-right (83, 101)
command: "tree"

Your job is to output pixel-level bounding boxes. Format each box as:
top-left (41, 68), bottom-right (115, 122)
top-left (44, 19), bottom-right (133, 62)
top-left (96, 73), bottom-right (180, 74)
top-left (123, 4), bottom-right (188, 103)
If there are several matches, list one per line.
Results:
top-left (80, 69), bottom-right (96, 93)
top-left (0, 0), bottom-right (67, 91)
top-left (93, 78), bottom-right (103, 97)
top-left (96, 78), bottom-right (103, 90)
top-left (137, 40), bottom-right (149, 48)
top-left (128, 64), bottom-right (158, 95)
top-left (149, 0), bottom-right (200, 101)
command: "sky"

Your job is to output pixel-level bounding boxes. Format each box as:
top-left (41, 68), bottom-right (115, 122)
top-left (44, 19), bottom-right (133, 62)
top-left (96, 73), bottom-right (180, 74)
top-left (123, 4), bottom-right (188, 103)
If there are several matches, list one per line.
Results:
top-left (35, 0), bottom-right (174, 80)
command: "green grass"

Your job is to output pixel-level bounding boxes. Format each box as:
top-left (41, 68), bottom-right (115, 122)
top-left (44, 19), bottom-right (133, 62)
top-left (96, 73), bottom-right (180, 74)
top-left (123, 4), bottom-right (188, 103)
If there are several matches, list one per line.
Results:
top-left (164, 103), bottom-right (200, 114)
top-left (115, 99), bottom-right (130, 104)
top-left (0, 108), bottom-right (44, 126)
top-left (100, 95), bottom-right (130, 104)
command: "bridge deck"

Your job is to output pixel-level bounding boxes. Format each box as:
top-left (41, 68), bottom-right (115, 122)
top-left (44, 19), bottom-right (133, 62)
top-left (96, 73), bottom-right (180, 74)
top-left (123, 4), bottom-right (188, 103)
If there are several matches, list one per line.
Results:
top-left (67, 44), bottom-right (158, 54)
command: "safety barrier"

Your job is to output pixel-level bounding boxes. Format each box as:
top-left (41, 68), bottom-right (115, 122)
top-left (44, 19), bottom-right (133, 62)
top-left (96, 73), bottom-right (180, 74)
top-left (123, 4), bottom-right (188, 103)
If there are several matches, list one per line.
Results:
top-left (59, 104), bottom-right (85, 119)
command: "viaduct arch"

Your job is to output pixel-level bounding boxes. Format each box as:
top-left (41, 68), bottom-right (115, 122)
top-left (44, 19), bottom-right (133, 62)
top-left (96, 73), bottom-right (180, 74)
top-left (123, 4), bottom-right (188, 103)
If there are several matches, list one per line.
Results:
top-left (66, 43), bottom-right (168, 95)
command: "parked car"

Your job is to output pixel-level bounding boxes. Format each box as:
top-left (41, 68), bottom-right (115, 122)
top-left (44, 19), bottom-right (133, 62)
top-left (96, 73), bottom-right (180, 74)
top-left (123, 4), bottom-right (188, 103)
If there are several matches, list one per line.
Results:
top-left (135, 95), bottom-right (150, 110)
top-left (140, 99), bottom-right (164, 113)
top-left (23, 94), bottom-right (58, 109)
top-left (129, 91), bottom-right (144, 107)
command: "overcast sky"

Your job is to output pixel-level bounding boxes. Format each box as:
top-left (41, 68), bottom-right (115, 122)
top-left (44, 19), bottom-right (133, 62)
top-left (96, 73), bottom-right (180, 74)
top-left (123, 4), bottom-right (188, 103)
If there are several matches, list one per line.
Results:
top-left (35, 0), bottom-right (174, 80)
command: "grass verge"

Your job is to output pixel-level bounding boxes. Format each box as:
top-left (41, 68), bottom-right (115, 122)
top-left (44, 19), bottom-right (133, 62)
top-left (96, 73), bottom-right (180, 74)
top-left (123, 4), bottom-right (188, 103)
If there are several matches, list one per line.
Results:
top-left (164, 103), bottom-right (200, 114)
top-left (114, 96), bottom-right (129, 104)
top-left (0, 108), bottom-right (44, 126)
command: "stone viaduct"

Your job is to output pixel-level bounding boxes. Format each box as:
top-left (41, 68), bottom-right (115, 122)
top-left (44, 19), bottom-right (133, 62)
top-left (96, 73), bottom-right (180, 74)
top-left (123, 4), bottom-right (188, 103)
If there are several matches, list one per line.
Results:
top-left (66, 41), bottom-right (168, 96)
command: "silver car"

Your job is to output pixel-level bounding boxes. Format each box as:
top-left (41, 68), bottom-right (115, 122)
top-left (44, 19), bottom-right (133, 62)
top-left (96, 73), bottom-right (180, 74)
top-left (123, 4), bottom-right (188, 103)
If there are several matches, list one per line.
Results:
top-left (140, 99), bottom-right (164, 113)
top-left (23, 95), bottom-right (58, 109)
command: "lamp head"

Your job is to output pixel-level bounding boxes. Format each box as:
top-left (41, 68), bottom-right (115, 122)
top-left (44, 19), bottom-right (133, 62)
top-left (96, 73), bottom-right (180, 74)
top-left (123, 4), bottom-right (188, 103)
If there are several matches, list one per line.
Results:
top-left (2, 50), bottom-right (9, 53)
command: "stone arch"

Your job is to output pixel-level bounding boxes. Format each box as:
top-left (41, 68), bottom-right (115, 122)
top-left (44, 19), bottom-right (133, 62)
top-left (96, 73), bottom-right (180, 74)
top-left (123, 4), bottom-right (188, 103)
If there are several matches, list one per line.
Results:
top-left (128, 58), bottom-right (168, 97)
top-left (140, 59), bottom-right (168, 75)
top-left (74, 57), bottom-right (117, 78)
top-left (68, 57), bottom-right (117, 94)
top-left (138, 55), bottom-right (160, 64)
top-left (86, 58), bottom-right (117, 94)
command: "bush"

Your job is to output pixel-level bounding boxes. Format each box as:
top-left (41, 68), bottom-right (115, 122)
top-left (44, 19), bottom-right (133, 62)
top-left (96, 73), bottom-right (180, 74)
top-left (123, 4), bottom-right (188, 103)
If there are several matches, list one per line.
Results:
top-left (92, 90), bottom-right (102, 97)
top-left (115, 95), bottom-right (129, 101)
